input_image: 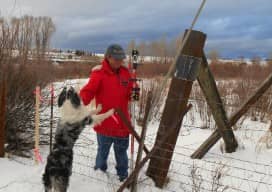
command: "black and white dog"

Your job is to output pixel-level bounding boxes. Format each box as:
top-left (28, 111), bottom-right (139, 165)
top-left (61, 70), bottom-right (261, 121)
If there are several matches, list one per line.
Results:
top-left (43, 87), bottom-right (113, 192)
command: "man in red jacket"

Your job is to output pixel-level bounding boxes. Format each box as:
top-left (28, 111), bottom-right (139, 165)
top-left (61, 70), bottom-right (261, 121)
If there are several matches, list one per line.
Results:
top-left (80, 44), bottom-right (136, 181)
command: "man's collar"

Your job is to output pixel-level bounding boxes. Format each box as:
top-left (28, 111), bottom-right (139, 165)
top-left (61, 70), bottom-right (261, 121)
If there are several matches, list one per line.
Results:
top-left (102, 59), bottom-right (121, 74)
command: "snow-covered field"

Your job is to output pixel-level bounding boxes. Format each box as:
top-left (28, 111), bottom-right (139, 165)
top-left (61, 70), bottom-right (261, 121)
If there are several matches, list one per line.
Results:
top-left (1, 79), bottom-right (272, 192)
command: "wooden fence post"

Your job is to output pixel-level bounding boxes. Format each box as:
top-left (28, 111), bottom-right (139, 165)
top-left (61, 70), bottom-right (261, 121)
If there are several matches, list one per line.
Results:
top-left (130, 91), bottom-right (152, 192)
top-left (196, 52), bottom-right (238, 153)
top-left (117, 105), bottom-right (192, 192)
top-left (146, 30), bottom-right (206, 188)
top-left (192, 72), bottom-right (272, 159)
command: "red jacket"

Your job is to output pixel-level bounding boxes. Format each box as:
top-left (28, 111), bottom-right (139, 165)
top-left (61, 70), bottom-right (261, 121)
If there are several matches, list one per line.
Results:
top-left (80, 59), bottom-right (132, 137)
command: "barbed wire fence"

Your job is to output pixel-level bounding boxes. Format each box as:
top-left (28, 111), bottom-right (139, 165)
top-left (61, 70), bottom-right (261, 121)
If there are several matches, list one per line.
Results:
top-left (9, 77), bottom-right (272, 192)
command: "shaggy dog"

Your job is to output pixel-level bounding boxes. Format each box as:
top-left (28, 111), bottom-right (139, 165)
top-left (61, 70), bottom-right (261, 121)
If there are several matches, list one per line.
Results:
top-left (43, 87), bottom-right (113, 192)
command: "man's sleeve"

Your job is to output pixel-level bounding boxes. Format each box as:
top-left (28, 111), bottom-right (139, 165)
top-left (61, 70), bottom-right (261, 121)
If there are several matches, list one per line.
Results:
top-left (80, 71), bottom-right (101, 105)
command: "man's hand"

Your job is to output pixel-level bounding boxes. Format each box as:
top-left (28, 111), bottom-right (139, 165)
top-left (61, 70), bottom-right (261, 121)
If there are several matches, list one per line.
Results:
top-left (131, 87), bottom-right (140, 101)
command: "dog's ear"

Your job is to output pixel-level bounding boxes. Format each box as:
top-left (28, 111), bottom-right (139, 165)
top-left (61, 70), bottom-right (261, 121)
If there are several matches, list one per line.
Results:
top-left (58, 87), bottom-right (67, 107)
top-left (71, 91), bottom-right (81, 108)
top-left (68, 87), bottom-right (81, 108)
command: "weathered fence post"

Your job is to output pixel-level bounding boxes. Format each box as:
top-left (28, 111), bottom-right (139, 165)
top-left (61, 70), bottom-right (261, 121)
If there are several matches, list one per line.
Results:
top-left (193, 52), bottom-right (238, 156)
top-left (0, 80), bottom-right (6, 157)
top-left (191, 72), bottom-right (272, 159)
top-left (146, 30), bottom-right (206, 188)
top-left (131, 91), bottom-right (152, 192)
top-left (116, 109), bottom-right (150, 155)
top-left (117, 104), bottom-right (192, 192)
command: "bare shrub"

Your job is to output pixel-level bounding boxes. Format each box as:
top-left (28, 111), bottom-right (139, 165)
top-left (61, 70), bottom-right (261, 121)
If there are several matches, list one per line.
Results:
top-left (137, 62), bottom-right (171, 77)
top-left (52, 61), bottom-right (99, 80)
top-left (137, 77), bottom-right (167, 125)
top-left (210, 164), bottom-right (229, 192)
top-left (0, 16), bottom-right (55, 156)
top-left (182, 163), bottom-right (229, 192)
top-left (190, 164), bottom-right (204, 192)
top-left (232, 78), bottom-right (272, 123)
top-left (207, 61), bottom-right (272, 125)
top-left (255, 120), bottom-right (272, 152)
top-left (209, 62), bottom-right (242, 79)
top-left (190, 83), bottom-right (214, 129)
top-left (209, 60), bottom-right (271, 81)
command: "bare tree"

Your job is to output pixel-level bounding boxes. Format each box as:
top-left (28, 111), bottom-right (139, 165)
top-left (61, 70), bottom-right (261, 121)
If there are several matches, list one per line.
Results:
top-left (208, 49), bottom-right (220, 63)
top-left (168, 37), bottom-right (178, 57)
top-left (158, 34), bottom-right (168, 64)
top-left (16, 16), bottom-right (34, 65)
top-left (150, 41), bottom-right (160, 63)
top-left (127, 39), bottom-right (136, 56)
top-left (251, 55), bottom-right (261, 65)
top-left (0, 15), bottom-right (56, 156)
top-left (41, 17), bottom-right (55, 58)
top-left (137, 41), bottom-right (147, 62)
top-left (34, 17), bottom-right (42, 62)
top-left (267, 51), bottom-right (272, 65)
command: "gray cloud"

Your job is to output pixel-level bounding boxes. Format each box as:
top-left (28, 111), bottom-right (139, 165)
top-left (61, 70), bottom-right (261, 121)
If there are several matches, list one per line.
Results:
top-left (1, 0), bottom-right (272, 57)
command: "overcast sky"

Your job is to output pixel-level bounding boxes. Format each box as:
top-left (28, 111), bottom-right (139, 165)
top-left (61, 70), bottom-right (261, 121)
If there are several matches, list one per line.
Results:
top-left (1, 0), bottom-right (272, 58)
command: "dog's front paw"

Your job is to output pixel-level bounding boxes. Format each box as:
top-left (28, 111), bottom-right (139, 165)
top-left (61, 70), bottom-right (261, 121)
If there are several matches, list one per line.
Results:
top-left (92, 108), bottom-right (115, 125)
top-left (106, 109), bottom-right (114, 117)
top-left (90, 104), bottom-right (103, 115)
top-left (96, 104), bottom-right (102, 113)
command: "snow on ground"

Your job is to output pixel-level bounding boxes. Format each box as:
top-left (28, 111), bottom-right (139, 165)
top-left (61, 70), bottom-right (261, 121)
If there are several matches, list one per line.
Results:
top-left (1, 79), bottom-right (272, 192)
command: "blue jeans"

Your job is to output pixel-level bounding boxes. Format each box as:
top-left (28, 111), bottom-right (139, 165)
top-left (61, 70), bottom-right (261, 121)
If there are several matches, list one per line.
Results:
top-left (95, 133), bottom-right (129, 179)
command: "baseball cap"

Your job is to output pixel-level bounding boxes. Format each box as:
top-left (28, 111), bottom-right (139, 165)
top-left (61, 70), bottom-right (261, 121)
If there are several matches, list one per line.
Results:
top-left (105, 44), bottom-right (126, 60)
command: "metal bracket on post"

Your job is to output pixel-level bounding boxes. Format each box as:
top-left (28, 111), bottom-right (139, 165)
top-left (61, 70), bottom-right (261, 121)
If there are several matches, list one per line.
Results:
top-left (175, 54), bottom-right (202, 81)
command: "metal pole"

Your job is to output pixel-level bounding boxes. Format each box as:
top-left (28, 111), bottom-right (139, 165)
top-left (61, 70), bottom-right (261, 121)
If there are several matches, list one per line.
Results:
top-left (130, 102), bottom-right (135, 173)
top-left (129, 49), bottom-right (140, 174)
top-left (147, 0), bottom-right (207, 125)
top-left (34, 86), bottom-right (40, 164)
top-left (0, 79), bottom-right (6, 157)
top-left (49, 84), bottom-right (54, 153)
